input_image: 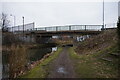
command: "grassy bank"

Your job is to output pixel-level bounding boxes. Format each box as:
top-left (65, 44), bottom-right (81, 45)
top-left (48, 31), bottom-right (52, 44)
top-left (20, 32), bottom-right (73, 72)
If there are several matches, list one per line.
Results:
top-left (69, 46), bottom-right (118, 78)
top-left (19, 47), bottom-right (62, 78)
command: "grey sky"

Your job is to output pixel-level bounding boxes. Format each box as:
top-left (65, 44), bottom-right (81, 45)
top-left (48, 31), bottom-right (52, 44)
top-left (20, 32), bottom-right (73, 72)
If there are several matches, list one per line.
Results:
top-left (1, 1), bottom-right (119, 28)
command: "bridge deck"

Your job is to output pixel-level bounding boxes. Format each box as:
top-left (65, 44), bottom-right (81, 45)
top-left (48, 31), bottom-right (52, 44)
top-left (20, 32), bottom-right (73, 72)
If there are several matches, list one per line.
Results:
top-left (24, 30), bottom-right (101, 36)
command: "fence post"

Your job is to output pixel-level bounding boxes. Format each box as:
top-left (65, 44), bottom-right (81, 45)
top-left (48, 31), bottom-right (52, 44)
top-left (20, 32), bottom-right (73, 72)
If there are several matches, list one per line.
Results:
top-left (33, 22), bottom-right (35, 30)
top-left (12, 27), bottom-right (13, 32)
top-left (105, 24), bottom-right (106, 30)
top-left (18, 26), bottom-right (19, 32)
top-left (22, 16), bottom-right (24, 41)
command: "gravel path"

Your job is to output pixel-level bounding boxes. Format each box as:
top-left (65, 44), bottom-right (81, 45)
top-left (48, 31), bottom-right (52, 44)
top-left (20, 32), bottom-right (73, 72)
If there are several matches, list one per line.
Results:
top-left (47, 47), bottom-right (76, 78)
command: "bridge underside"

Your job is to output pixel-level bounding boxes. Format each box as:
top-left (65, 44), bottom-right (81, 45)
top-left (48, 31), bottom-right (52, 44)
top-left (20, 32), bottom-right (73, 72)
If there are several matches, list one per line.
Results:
top-left (13, 30), bottom-right (102, 43)
top-left (25, 30), bottom-right (101, 36)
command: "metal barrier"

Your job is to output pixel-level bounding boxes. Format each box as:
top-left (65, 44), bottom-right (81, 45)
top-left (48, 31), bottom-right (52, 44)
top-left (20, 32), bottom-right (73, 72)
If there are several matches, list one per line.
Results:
top-left (9, 22), bottom-right (35, 32)
top-left (35, 25), bottom-right (103, 32)
top-left (8, 23), bottom-right (117, 33)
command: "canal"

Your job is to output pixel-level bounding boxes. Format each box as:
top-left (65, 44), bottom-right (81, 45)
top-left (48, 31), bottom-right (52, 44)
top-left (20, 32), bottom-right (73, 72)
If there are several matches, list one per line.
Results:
top-left (27, 46), bottom-right (57, 63)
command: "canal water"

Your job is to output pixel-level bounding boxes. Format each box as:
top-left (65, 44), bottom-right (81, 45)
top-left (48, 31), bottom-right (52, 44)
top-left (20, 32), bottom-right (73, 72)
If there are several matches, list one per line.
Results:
top-left (27, 47), bottom-right (57, 63)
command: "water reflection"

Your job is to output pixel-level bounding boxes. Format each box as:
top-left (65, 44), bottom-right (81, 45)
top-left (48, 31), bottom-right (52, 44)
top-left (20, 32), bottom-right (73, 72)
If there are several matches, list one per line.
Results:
top-left (57, 67), bottom-right (67, 74)
top-left (52, 47), bottom-right (57, 52)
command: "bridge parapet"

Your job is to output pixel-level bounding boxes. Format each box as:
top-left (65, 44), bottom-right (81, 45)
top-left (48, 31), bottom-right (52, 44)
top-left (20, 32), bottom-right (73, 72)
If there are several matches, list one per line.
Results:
top-left (34, 25), bottom-right (103, 32)
top-left (13, 25), bottom-right (103, 35)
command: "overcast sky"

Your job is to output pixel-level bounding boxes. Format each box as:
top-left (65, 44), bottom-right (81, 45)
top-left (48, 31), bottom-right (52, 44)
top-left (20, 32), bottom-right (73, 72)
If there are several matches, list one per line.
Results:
top-left (0, 0), bottom-right (119, 28)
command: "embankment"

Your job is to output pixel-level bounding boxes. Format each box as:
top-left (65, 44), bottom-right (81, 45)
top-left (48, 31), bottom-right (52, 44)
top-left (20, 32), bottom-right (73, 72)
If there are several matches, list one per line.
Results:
top-left (69, 29), bottom-right (119, 78)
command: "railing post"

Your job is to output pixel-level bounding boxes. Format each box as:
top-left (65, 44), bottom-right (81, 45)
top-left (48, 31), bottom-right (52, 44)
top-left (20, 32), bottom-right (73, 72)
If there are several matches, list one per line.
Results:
top-left (45, 27), bottom-right (47, 31)
top-left (105, 24), bottom-right (106, 30)
top-left (69, 26), bottom-right (71, 31)
top-left (56, 27), bottom-right (58, 31)
top-left (85, 25), bottom-right (86, 31)
top-left (101, 25), bottom-right (104, 31)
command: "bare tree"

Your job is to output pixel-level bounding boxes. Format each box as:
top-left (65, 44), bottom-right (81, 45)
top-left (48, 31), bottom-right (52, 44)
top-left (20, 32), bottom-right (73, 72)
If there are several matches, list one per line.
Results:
top-left (1, 13), bottom-right (10, 32)
top-left (117, 17), bottom-right (120, 52)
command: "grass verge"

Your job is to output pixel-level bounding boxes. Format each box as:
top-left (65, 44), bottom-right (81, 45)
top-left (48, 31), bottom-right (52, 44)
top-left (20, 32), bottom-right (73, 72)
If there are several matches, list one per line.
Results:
top-left (19, 47), bottom-right (62, 78)
top-left (68, 46), bottom-right (118, 78)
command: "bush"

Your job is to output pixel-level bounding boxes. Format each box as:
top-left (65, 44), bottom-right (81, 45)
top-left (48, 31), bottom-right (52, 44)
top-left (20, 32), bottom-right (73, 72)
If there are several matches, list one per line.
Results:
top-left (2, 32), bottom-right (23, 46)
top-left (8, 45), bottom-right (28, 78)
top-left (117, 17), bottom-right (120, 50)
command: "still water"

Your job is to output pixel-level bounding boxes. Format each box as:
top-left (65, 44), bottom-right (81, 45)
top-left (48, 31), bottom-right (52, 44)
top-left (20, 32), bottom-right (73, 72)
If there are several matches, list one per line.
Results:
top-left (27, 47), bottom-right (57, 62)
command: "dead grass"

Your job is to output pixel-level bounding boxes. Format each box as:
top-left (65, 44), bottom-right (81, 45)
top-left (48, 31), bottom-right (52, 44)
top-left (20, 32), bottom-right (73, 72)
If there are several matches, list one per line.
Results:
top-left (69, 29), bottom-right (118, 78)
top-left (75, 29), bottom-right (117, 54)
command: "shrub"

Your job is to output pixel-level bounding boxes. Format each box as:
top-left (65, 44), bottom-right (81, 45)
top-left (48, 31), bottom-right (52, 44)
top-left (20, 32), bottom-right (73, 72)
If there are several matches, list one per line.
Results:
top-left (117, 17), bottom-right (120, 50)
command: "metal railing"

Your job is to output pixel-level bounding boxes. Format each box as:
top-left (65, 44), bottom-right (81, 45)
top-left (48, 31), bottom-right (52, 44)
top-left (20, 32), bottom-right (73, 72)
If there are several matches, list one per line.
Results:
top-left (8, 22), bottom-right (35, 32)
top-left (8, 23), bottom-right (117, 33)
top-left (34, 25), bottom-right (103, 32)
